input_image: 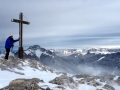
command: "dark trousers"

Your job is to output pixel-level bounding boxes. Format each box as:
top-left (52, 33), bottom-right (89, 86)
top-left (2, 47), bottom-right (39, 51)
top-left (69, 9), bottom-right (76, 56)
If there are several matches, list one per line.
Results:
top-left (4, 48), bottom-right (10, 60)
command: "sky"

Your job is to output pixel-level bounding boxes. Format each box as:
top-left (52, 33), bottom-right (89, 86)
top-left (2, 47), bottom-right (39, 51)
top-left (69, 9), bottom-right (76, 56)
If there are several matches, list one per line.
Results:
top-left (0, 0), bottom-right (120, 50)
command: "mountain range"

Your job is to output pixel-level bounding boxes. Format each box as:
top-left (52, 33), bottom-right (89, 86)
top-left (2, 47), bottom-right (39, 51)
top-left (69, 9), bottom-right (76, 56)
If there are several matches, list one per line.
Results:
top-left (22, 45), bottom-right (120, 75)
top-left (1, 45), bottom-right (120, 75)
top-left (0, 45), bottom-right (120, 89)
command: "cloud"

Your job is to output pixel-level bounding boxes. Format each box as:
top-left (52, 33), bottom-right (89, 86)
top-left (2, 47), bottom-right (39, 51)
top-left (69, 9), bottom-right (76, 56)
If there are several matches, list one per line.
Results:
top-left (0, 0), bottom-right (120, 49)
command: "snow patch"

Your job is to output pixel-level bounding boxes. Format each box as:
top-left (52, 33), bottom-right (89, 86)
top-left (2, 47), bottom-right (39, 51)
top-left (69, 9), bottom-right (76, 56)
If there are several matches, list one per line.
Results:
top-left (96, 56), bottom-right (105, 62)
top-left (35, 49), bottom-right (42, 58)
top-left (0, 54), bottom-right (5, 59)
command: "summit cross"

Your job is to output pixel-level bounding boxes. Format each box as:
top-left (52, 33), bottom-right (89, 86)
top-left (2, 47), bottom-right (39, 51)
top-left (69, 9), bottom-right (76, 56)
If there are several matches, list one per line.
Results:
top-left (11, 12), bottom-right (30, 59)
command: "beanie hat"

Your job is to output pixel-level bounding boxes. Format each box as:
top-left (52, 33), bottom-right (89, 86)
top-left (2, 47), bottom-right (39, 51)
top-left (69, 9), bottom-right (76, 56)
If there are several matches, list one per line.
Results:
top-left (9, 34), bottom-right (13, 37)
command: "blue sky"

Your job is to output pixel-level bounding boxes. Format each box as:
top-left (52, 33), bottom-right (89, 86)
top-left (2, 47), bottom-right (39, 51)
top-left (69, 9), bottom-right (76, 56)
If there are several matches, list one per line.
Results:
top-left (0, 0), bottom-right (120, 50)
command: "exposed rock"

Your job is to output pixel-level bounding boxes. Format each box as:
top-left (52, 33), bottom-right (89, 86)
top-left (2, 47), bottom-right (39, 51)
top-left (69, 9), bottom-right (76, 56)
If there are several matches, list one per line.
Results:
top-left (96, 89), bottom-right (103, 90)
top-left (78, 79), bottom-right (85, 84)
top-left (55, 72), bottom-right (67, 75)
top-left (46, 87), bottom-right (51, 90)
top-left (0, 59), bottom-right (24, 70)
top-left (0, 59), bottom-right (54, 75)
top-left (49, 75), bottom-right (74, 85)
top-left (116, 77), bottom-right (120, 85)
top-left (87, 80), bottom-right (101, 87)
top-left (76, 75), bottom-right (101, 87)
top-left (0, 58), bottom-right (119, 90)
top-left (101, 74), bottom-right (115, 84)
top-left (55, 85), bottom-right (65, 89)
top-left (103, 84), bottom-right (115, 90)
top-left (25, 59), bottom-right (54, 73)
top-left (49, 75), bottom-right (78, 89)
top-left (0, 59), bottom-right (25, 75)
top-left (75, 74), bottom-right (90, 78)
top-left (1, 78), bottom-right (46, 90)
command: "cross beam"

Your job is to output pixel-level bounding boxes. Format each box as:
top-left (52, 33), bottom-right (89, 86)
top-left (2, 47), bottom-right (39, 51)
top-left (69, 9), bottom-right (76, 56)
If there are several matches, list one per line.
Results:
top-left (11, 19), bottom-right (30, 24)
top-left (11, 12), bottom-right (30, 59)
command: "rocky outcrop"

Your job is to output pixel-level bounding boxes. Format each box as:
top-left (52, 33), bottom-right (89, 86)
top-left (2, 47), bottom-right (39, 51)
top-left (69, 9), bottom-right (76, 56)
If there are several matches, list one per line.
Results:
top-left (0, 78), bottom-right (50, 90)
top-left (49, 75), bottom-right (78, 89)
top-left (0, 58), bottom-right (119, 90)
top-left (0, 59), bottom-right (25, 75)
top-left (103, 84), bottom-right (115, 90)
top-left (75, 74), bottom-right (90, 78)
top-left (74, 74), bottom-right (117, 90)
top-left (0, 59), bottom-right (54, 75)
top-left (75, 74), bottom-right (102, 87)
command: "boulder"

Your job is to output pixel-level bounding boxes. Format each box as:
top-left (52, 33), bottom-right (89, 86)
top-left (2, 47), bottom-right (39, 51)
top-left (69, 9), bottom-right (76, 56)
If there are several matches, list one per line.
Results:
top-left (75, 74), bottom-right (90, 78)
top-left (1, 78), bottom-right (44, 90)
top-left (49, 75), bottom-right (74, 85)
top-left (49, 75), bottom-right (78, 89)
top-left (103, 84), bottom-right (115, 90)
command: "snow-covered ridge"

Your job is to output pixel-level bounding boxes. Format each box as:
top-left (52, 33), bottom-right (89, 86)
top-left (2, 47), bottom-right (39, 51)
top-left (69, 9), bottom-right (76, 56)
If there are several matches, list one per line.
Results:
top-left (24, 45), bottom-right (54, 58)
top-left (0, 59), bottom-right (120, 90)
top-left (0, 59), bottom-right (64, 90)
top-left (50, 47), bottom-right (120, 56)
top-left (87, 47), bottom-right (118, 55)
top-left (1, 45), bottom-right (120, 59)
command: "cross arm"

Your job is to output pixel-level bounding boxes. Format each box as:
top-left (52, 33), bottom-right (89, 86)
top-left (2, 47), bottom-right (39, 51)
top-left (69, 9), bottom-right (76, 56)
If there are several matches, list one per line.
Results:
top-left (11, 19), bottom-right (30, 25)
top-left (11, 19), bottom-right (20, 23)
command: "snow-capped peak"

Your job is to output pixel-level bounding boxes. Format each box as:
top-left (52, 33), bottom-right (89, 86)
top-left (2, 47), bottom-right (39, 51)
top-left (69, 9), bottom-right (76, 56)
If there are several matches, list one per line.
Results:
top-left (24, 45), bottom-right (54, 58)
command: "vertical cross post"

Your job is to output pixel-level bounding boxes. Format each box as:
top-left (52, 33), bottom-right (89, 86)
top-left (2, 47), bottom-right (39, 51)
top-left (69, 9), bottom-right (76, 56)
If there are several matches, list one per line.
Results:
top-left (11, 12), bottom-right (30, 59)
top-left (18, 13), bottom-right (23, 59)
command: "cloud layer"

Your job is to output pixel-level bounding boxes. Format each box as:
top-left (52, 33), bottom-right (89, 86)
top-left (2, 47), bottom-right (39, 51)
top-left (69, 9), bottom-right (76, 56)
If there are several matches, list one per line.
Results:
top-left (0, 0), bottom-right (120, 49)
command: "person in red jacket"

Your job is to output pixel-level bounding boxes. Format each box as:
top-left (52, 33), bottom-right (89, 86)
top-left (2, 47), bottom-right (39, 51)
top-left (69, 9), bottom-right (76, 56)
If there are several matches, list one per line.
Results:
top-left (4, 34), bottom-right (19, 60)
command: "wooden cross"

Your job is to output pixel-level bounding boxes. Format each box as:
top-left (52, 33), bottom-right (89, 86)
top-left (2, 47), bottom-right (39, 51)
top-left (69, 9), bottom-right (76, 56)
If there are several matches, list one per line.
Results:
top-left (11, 12), bottom-right (30, 59)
